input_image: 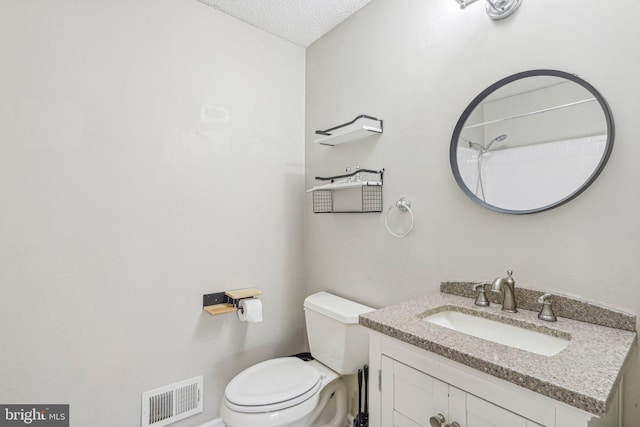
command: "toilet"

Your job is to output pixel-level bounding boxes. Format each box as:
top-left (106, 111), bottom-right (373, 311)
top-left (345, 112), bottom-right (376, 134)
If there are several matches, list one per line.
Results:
top-left (220, 292), bottom-right (374, 427)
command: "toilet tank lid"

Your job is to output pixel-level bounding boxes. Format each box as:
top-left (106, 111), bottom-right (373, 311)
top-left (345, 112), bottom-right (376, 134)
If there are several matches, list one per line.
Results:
top-left (304, 292), bottom-right (374, 324)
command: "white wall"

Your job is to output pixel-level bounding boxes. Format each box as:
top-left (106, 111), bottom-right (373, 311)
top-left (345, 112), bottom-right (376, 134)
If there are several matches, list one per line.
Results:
top-left (305, 0), bottom-right (640, 423)
top-left (0, 1), bottom-right (305, 426)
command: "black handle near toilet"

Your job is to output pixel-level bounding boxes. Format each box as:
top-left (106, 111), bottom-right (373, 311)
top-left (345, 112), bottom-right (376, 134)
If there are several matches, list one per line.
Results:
top-left (354, 365), bottom-right (369, 427)
top-left (364, 365), bottom-right (369, 425)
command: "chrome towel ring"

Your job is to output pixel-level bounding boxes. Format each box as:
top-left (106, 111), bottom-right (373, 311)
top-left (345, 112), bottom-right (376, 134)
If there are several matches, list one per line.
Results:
top-left (384, 197), bottom-right (414, 238)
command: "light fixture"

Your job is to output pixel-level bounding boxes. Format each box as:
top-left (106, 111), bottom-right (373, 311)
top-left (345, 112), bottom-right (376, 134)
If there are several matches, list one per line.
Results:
top-left (455, 0), bottom-right (522, 20)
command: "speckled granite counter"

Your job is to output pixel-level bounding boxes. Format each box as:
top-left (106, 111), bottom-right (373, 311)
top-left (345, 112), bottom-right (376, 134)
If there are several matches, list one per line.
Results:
top-left (359, 288), bottom-right (637, 416)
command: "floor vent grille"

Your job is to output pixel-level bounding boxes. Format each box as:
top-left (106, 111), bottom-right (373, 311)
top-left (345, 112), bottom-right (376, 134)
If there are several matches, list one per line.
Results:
top-left (141, 375), bottom-right (203, 427)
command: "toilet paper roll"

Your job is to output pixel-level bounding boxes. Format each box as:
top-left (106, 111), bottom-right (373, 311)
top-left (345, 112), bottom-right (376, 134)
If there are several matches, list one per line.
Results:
top-left (237, 299), bottom-right (263, 323)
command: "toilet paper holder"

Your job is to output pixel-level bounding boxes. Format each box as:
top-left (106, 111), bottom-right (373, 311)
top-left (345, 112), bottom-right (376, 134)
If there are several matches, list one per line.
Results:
top-left (203, 288), bottom-right (262, 316)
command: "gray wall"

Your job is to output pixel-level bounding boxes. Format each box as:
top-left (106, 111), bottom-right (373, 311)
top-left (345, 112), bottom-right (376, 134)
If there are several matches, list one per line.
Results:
top-left (0, 1), bottom-right (305, 425)
top-left (305, 0), bottom-right (639, 423)
top-left (2, 0), bottom-right (639, 425)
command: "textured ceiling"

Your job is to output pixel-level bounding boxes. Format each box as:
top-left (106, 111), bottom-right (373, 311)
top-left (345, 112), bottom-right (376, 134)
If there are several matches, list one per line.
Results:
top-left (197, 0), bottom-right (373, 47)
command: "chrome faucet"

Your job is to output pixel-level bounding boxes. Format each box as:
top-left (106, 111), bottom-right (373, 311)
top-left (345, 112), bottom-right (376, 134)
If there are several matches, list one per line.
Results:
top-left (490, 270), bottom-right (517, 313)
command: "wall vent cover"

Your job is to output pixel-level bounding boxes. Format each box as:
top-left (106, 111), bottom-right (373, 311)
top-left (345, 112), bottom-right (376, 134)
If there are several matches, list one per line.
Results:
top-left (141, 375), bottom-right (203, 427)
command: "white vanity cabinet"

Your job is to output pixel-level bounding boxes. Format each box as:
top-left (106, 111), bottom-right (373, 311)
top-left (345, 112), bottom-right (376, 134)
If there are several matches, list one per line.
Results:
top-left (369, 333), bottom-right (620, 427)
top-left (382, 356), bottom-right (542, 427)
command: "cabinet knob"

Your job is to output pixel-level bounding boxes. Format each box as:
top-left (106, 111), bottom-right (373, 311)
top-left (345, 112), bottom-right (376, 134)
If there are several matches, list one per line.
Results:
top-left (429, 413), bottom-right (446, 427)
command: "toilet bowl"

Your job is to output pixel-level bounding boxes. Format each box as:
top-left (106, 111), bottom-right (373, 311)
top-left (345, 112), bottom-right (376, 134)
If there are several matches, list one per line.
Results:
top-left (220, 292), bottom-right (373, 427)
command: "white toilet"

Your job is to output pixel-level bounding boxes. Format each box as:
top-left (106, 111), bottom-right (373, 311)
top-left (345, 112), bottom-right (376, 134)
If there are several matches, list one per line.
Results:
top-left (220, 292), bottom-right (374, 427)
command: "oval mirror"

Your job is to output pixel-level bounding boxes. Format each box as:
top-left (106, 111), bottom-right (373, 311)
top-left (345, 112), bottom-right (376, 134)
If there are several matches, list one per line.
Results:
top-left (450, 70), bottom-right (614, 214)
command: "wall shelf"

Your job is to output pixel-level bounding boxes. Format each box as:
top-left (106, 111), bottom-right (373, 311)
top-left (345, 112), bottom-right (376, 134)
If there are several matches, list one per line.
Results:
top-left (307, 168), bottom-right (384, 213)
top-left (306, 180), bottom-right (382, 192)
top-left (314, 115), bottom-right (383, 146)
top-left (203, 287), bottom-right (262, 316)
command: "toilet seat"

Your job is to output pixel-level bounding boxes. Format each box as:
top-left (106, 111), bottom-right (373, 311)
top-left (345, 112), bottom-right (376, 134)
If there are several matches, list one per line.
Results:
top-left (224, 357), bottom-right (322, 413)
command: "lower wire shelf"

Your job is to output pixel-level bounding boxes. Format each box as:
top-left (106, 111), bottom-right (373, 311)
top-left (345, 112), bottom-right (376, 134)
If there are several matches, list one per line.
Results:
top-left (312, 184), bottom-right (382, 213)
top-left (309, 169), bottom-right (384, 214)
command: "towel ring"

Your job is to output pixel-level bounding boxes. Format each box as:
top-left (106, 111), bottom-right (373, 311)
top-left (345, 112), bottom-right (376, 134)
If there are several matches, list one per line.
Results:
top-left (384, 197), bottom-right (414, 238)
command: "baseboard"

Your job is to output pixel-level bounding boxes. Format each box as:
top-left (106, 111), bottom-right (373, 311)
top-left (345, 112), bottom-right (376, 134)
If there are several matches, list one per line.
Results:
top-left (197, 417), bottom-right (225, 427)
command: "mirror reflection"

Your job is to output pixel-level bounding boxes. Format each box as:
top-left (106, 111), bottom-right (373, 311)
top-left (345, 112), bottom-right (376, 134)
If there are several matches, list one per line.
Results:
top-left (450, 70), bottom-right (614, 214)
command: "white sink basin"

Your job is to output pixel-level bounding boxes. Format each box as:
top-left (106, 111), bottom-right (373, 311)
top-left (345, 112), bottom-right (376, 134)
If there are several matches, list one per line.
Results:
top-left (424, 310), bottom-right (569, 356)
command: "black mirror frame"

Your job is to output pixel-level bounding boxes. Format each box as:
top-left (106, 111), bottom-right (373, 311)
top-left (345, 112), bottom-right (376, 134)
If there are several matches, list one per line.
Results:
top-left (450, 69), bottom-right (615, 215)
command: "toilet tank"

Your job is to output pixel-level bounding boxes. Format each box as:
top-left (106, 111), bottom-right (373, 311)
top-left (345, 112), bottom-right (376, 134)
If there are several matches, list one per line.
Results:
top-left (303, 292), bottom-right (374, 375)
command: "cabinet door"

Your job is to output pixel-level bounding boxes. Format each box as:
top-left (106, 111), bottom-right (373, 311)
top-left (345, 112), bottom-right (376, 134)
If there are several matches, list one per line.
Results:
top-left (448, 386), bottom-right (467, 427)
top-left (393, 411), bottom-right (422, 427)
top-left (381, 356), bottom-right (449, 426)
top-left (466, 394), bottom-right (543, 427)
top-left (380, 354), bottom-right (544, 427)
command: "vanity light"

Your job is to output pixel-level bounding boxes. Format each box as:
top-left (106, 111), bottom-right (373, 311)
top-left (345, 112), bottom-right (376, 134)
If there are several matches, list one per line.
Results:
top-left (455, 0), bottom-right (522, 20)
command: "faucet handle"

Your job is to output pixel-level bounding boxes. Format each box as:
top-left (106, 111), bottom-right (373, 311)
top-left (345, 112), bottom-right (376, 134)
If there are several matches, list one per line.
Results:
top-left (472, 282), bottom-right (490, 307)
top-left (538, 293), bottom-right (557, 322)
top-left (537, 293), bottom-right (552, 304)
top-left (472, 282), bottom-right (486, 290)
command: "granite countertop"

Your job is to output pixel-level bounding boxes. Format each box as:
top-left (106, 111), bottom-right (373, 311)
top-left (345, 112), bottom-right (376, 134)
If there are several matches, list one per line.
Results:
top-left (359, 287), bottom-right (637, 416)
